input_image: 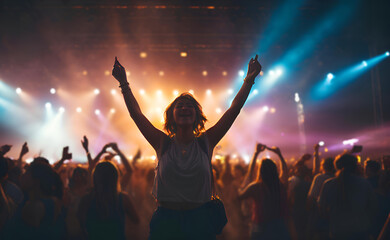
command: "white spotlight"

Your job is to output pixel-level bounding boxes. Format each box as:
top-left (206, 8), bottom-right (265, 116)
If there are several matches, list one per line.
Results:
top-left (294, 93), bottom-right (300, 103)
top-left (238, 70), bottom-right (245, 77)
top-left (45, 102), bottom-right (52, 109)
top-left (95, 109), bottom-right (100, 115)
top-left (319, 141), bottom-right (325, 146)
top-left (111, 89), bottom-right (117, 95)
top-left (262, 106), bottom-right (269, 112)
top-left (269, 70), bottom-right (275, 76)
top-left (189, 89), bottom-right (194, 95)
top-left (50, 88), bottom-right (56, 94)
top-left (362, 61), bottom-right (367, 67)
top-left (94, 89), bottom-right (100, 95)
top-left (327, 73), bottom-right (334, 80)
top-left (342, 138), bottom-right (358, 146)
top-left (386, 51), bottom-right (390, 56)
top-left (156, 90), bottom-right (163, 96)
top-left (206, 89), bottom-right (212, 95)
top-left (173, 90), bottom-right (179, 96)
top-left (253, 89), bottom-right (259, 95)
top-left (16, 88), bottom-right (22, 94)
top-left (59, 107), bottom-right (65, 113)
top-left (276, 68), bottom-right (283, 76)
top-left (227, 89), bottom-right (234, 95)
top-left (76, 107), bottom-right (82, 113)
top-left (216, 108), bottom-right (222, 114)
top-left (139, 89), bottom-right (145, 95)
top-left (110, 108), bottom-right (116, 114)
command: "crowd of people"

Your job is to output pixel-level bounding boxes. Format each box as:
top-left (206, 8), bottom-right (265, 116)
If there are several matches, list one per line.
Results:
top-left (0, 140), bottom-right (389, 240)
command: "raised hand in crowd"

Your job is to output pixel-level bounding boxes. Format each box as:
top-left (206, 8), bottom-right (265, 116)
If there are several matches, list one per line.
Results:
top-left (54, 146), bottom-right (72, 170)
top-left (131, 148), bottom-right (141, 170)
top-left (266, 146), bottom-right (288, 184)
top-left (242, 143), bottom-right (266, 187)
top-left (313, 143), bottom-right (320, 176)
top-left (108, 142), bottom-right (134, 189)
top-left (0, 145), bottom-right (12, 157)
top-left (17, 142), bottom-right (29, 168)
top-left (89, 142), bottom-right (111, 175)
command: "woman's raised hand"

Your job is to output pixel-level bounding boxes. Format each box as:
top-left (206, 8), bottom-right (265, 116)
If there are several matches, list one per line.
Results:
top-left (255, 143), bottom-right (266, 154)
top-left (81, 136), bottom-right (89, 152)
top-left (112, 57), bottom-right (128, 84)
top-left (245, 55), bottom-right (262, 81)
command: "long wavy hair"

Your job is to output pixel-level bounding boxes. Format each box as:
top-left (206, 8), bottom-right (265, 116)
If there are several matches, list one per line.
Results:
top-left (92, 161), bottom-right (121, 218)
top-left (164, 92), bottom-right (207, 137)
top-left (29, 160), bottom-right (63, 199)
top-left (257, 158), bottom-right (283, 219)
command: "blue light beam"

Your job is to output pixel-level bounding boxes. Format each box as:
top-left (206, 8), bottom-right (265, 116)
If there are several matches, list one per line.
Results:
top-left (311, 52), bottom-right (389, 100)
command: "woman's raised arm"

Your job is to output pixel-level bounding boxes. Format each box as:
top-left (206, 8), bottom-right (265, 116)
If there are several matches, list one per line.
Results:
top-left (112, 57), bottom-right (166, 151)
top-left (206, 55), bottom-right (262, 148)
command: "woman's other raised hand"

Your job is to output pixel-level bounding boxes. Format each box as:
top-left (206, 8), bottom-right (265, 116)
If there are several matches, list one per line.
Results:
top-left (112, 57), bottom-right (127, 84)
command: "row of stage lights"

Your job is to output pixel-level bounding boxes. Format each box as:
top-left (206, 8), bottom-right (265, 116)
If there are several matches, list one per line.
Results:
top-left (325, 51), bottom-right (389, 84)
top-left (13, 86), bottom-right (268, 113)
top-left (12, 67), bottom-right (283, 96)
top-left (44, 102), bottom-right (276, 115)
top-left (45, 102), bottom-right (116, 115)
top-left (14, 87), bottom-right (246, 97)
top-left (92, 69), bottom-right (268, 78)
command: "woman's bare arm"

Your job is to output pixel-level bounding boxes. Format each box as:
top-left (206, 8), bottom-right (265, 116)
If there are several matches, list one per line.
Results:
top-left (206, 55), bottom-right (261, 148)
top-left (112, 57), bottom-right (166, 151)
top-left (242, 143), bottom-right (265, 187)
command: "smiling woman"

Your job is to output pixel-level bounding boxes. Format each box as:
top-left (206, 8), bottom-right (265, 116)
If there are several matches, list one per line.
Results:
top-left (164, 93), bottom-right (207, 137)
top-left (112, 55), bottom-right (261, 240)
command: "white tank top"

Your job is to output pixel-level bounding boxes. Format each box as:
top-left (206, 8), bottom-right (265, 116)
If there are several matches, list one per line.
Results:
top-left (152, 135), bottom-right (212, 203)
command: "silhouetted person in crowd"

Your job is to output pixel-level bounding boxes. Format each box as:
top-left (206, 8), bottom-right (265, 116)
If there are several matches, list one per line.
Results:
top-left (112, 55), bottom-right (261, 240)
top-left (78, 161), bottom-right (139, 240)
top-left (65, 166), bottom-right (89, 240)
top-left (364, 159), bottom-right (381, 190)
top-left (0, 156), bottom-right (15, 235)
top-left (307, 157), bottom-right (335, 239)
top-left (318, 154), bottom-right (375, 240)
top-left (238, 143), bottom-right (290, 240)
top-left (288, 154), bottom-right (312, 240)
top-left (309, 155), bottom-right (335, 202)
top-left (10, 159), bottom-right (66, 239)
top-left (364, 159), bottom-right (390, 239)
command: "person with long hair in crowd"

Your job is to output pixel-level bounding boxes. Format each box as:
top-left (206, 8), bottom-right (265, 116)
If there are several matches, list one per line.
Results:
top-left (238, 143), bottom-right (290, 240)
top-left (78, 161), bottom-right (139, 240)
top-left (112, 55), bottom-right (261, 240)
top-left (11, 158), bottom-right (66, 239)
